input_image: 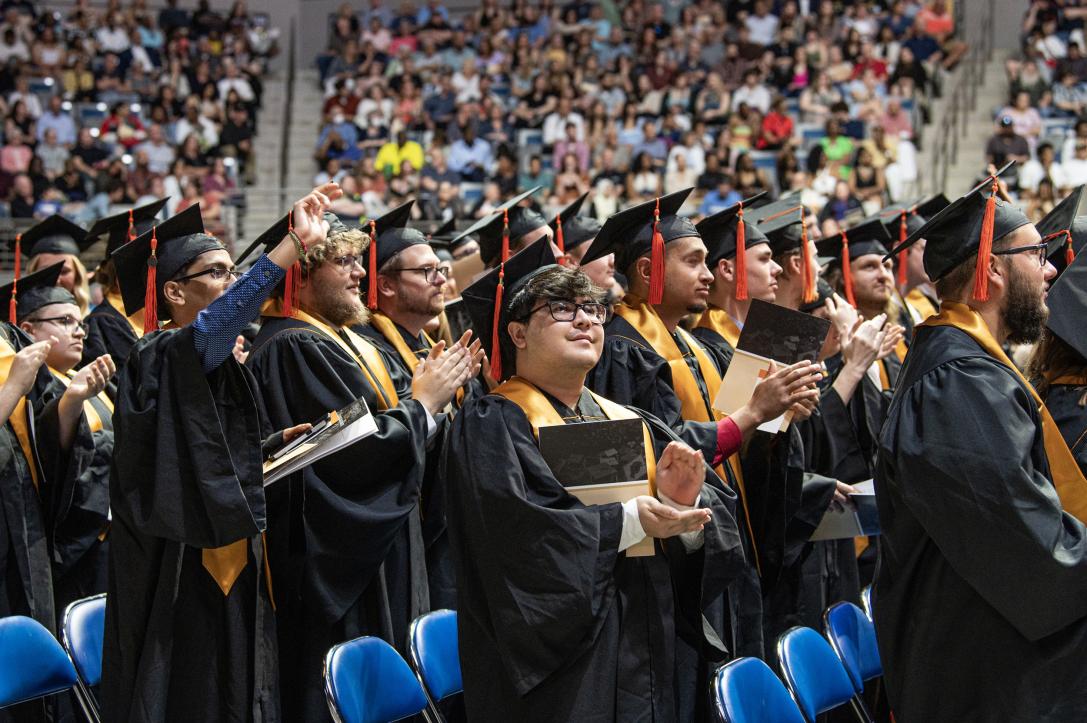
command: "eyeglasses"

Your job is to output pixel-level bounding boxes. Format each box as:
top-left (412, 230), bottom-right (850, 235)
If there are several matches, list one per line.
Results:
top-left (331, 255), bottom-right (364, 270)
top-left (993, 241), bottom-right (1050, 268)
top-left (387, 265), bottom-right (452, 284)
top-left (28, 314), bottom-right (86, 333)
top-left (174, 266), bottom-right (239, 283)
top-left (524, 299), bottom-right (611, 325)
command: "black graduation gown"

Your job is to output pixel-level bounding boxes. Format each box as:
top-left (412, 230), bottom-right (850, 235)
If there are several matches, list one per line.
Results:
top-left (246, 316), bottom-right (430, 723)
top-left (443, 389), bottom-right (746, 722)
top-left (875, 324), bottom-right (1087, 722)
top-left (80, 298), bottom-right (138, 372)
top-left (101, 327), bottom-right (279, 723)
top-left (1045, 382), bottom-right (1087, 476)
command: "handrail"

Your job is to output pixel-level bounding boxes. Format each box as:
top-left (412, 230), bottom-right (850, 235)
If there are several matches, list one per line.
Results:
top-left (279, 16), bottom-right (296, 217)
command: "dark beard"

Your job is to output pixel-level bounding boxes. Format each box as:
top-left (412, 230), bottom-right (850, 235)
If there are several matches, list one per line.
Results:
top-left (396, 285), bottom-right (444, 318)
top-left (1003, 264), bottom-right (1048, 345)
top-left (686, 302), bottom-right (708, 314)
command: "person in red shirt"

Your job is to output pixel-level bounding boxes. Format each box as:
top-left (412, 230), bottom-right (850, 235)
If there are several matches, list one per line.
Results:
top-left (757, 96), bottom-right (794, 150)
top-left (916, 0), bottom-right (968, 69)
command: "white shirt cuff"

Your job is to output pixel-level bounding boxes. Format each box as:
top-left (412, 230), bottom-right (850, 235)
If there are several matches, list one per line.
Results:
top-left (618, 498), bottom-right (647, 552)
top-left (658, 491), bottom-right (706, 552)
top-left (423, 406), bottom-right (438, 441)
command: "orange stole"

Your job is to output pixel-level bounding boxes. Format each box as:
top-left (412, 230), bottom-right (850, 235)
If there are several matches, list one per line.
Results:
top-left (922, 303), bottom-right (1087, 525)
top-left (614, 297), bottom-right (760, 572)
top-left (0, 338), bottom-right (40, 490)
top-left (695, 307), bottom-right (741, 350)
top-left (368, 311), bottom-right (465, 407)
top-left (103, 288), bottom-right (147, 337)
top-left (47, 369), bottom-right (114, 433)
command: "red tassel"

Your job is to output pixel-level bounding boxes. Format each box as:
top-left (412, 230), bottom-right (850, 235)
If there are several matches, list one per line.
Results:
top-left (127, 208), bottom-right (136, 242)
top-left (365, 218), bottom-right (378, 311)
top-left (500, 208), bottom-right (510, 264)
top-left (800, 208), bottom-right (816, 304)
top-left (1066, 232), bottom-right (1076, 266)
top-left (284, 211), bottom-right (303, 317)
top-left (896, 211), bottom-right (908, 287)
top-left (648, 198), bottom-right (665, 305)
top-left (734, 202), bottom-right (748, 300)
top-left (555, 213), bottom-right (566, 265)
top-left (9, 233), bottom-right (20, 323)
top-left (143, 227), bottom-right (158, 334)
top-left (973, 178), bottom-right (999, 301)
top-left (490, 264), bottom-right (504, 382)
top-left (841, 228), bottom-right (856, 307)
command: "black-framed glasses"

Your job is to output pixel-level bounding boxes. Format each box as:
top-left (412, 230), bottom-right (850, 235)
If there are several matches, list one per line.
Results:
top-left (331, 255), bottom-right (364, 270)
top-left (387, 265), bottom-right (452, 284)
top-left (28, 314), bottom-right (86, 333)
top-left (993, 241), bottom-right (1049, 268)
top-left (174, 266), bottom-right (239, 283)
top-left (524, 299), bottom-right (611, 325)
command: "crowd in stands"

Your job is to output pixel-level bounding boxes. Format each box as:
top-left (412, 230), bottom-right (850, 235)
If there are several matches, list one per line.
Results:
top-left (315, 0), bottom-right (962, 236)
top-left (992, 1), bottom-right (1087, 221)
top-left (0, 0), bottom-right (278, 237)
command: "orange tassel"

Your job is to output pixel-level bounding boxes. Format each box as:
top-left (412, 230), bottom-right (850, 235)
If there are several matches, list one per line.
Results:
top-left (841, 228), bottom-right (856, 307)
top-left (365, 218), bottom-right (378, 311)
top-left (800, 207), bottom-right (816, 304)
top-left (284, 211), bottom-right (303, 317)
top-left (143, 227), bottom-right (158, 334)
top-left (734, 202), bottom-right (747, 300)
top-left (555, 213), bottom-right (566, 264)
top-left (973, 178), bottom-right (999, 301)
top-left (490, 210), bottom-right (514, 381)
top-left (127, 208), bottom-right (136, 242)
top-left (9, 233), bottom-right (20, 323)
top-left (500, 208), bottom-right (510, 264)
top-left (648, 198), bottom-right (665, 305)
top-left (1067, 234), bottom-right (1076, 266)
top-left (896, 211), bottom-right (908, 287)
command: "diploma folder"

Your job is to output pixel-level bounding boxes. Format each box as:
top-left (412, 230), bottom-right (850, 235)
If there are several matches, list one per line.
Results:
top-left (809, 479), bottom-right (882, 541)
top-left (262, 397), bottom-right (378, 486)
top-left (713, 299), bottom-right (830, 434)
top-left (538, 418), bottom-right (655, 557)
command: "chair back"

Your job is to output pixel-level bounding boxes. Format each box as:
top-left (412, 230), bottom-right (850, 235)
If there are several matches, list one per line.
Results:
top-left (823, 602), bottom-right (883, 692)
top-left (0, 616), bottom-right (79, 709)
top-left (713, 657), bottom-right (805, 723)
top-left (62, 594), bottom-right (107, 688)
top-left (776, 626), bottom-right (857, 722)
top-left (324, 636), bottom-right (429, 723)
top-left (861, 585), bottom-right (873, 620)
top-left (408, 610), bottom-right (462, 703)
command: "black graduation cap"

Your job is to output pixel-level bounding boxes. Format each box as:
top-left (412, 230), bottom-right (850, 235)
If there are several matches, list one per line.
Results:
top-left (746, 201), bottom-right (819, 304)
top-left (0, 261), bottom-right (66, 324)
top-left (880, 193), bottom-right (951, 285)
top-left (816, 217), bottom-right (892, 307)
top-left (362, 200), bottom-right (427, 309)
top-left (428, 217), bottom-right (457, 242)
top-left (550, 193), bottom-right (601, 256)
top-left (451, 188), bottom-right (547, 266)
top-left (886, 162), bottom-right (1030, 300)
top-left (11, 215), bottom-right (91, 257)
top-left (578, 188), bottom-right (696, 303)
top-left (1045, 245), bottom-right (1087, 361)
top-left (1037, 185), bottom-right (1087, 276)
top-left (112, 205), bottom-right (223, 325)
top-left (235, 210), bottom-right (349, 267)
top-left (460, 237), bottom-right (559, 382)
top-left (696, 193), bottom-right (768, 300)
top-left (86, 198), bottom-right (171, 260)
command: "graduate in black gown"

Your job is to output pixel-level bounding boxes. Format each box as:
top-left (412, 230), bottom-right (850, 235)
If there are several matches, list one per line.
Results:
top-left (448, 237), bottom-right (746, 721)
top-left (80, 198), bottom-right (168, 371)
top-left (354, 200), bottom-right (484, 610)
top-left (8, 274), bottom-right (117, 615)
top-left (578, 190), bottom-right (823, 661)
top-left (876, 166), bottom-right (1087, 720)
top-left (550, 192), bottom-right (620, 298)
top-left (245, 212), bottom-right (481, 722)
top-left (879, 193), bottom-right (949, 328)
top-left (450, 186), bottom-right (558, 270)
top-left (101, 189), bottom-right (335, 723)
top-left (8, 215), bottom-right (95, 319)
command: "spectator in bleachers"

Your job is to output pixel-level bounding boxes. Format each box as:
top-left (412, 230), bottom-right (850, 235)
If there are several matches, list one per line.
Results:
top-left (374, 130), bottom-right (425, 179)
top-left (1020, 142), bottom-right (1069, 196)
top-left (985, 116), bottom-right (1031, 176)
top-left (1065, 141), bottom-right (1087, 187)
top-left (1000, 90), bottom-right (1044, 147)
top-left (448, 123), bottom-right (491, 182)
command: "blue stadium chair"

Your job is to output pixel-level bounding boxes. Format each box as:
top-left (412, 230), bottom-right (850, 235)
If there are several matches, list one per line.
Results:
top-left (861, 585), bottom-right (873, 620)
top-left (459, 183), bottom-right (484, 206)
top-left (516, 128), bottom-right (543, 149)
top-left (0, 615), bottom-right (88, 719)
top-left (713, 657), bottom-right (805, 723)
top-left (324, 636), bottom-right (433, 723)
top-left (799, 124), bottom-right (826, 151)
top-left (409, 610), bottom-right (462, 721)
top-left (824, 602), bottom-right (883, 705)
top-left (62, 594), bottom-right (106, 723)
top-left (749, 151), bottom-right (778, 170)
top-left (777, 627), bottom-right (869, 723)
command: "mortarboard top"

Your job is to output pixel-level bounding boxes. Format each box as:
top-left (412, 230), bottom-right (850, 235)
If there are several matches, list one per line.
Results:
top-left (886, 162), bottom-right (1031, 298)
top-left (427, 217), bottom-right (457, 243)
top-left (451, 188), bottom-right (547, 266)
top-left (112, 204), bottom-right (222, 319)
top-left (11, 215), bottom-right (92, 257)
top-left (87, 198), bottom-right (170, 260)
top-left (460, 237), bottom-right (559, 382)
top-left (0, 261), bottom-right (67, 324)
top-left (1037, 185), bottom-right (1087, 276)
top-left (880, 193), bottom-right (951, 239)
top-left (235, 210), bottom-right (350, 267)
top-left (1045, 244), bottom-right (1087, 361)
top-left (799, 277), bottom-right (835, 313)
top-left (697, 192), bottom-right (769, 265)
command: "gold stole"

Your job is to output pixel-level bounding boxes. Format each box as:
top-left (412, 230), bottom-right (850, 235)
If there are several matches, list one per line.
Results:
top-left (0, 338), bottom-right (39, 490)
top-left (104, 288), bottom-right (146, 337)
top-left (695, 307), bottom-right (741, 350)
top-left (262, 299), bottom-right (396, 410)
top-left (614, 297), bottom-right (760, 572)
top-left (369, 310), bottom-right (466, 407)
top-left (922, 303), bottom-right (1087, 525)
top-left (47, 369), bottom-right (114, 433)
top-left (905, 287), bottom-right (938, 322)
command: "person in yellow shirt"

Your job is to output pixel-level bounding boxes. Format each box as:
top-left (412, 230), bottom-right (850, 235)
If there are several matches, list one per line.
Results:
top-left (374, 130), bottom-right (425, 178)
